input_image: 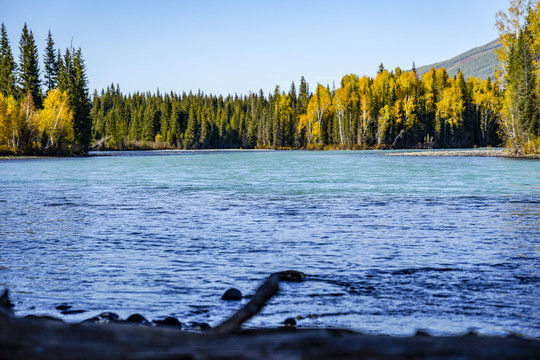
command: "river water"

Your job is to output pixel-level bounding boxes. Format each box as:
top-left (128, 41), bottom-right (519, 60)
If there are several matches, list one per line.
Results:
top-left (0, 150), bottom-right (538, 336)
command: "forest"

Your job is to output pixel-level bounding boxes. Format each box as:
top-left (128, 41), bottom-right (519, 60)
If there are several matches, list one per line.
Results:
top-left (89, 69), bottom-right (501, 151)
top-left (0, 24), bottom-right (90, 155)
top-left (0, 0), bottom-right (539, 155)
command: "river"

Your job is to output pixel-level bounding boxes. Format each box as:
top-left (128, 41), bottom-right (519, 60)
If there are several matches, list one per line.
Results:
top-left (0, 150), bottom-right (538, 336)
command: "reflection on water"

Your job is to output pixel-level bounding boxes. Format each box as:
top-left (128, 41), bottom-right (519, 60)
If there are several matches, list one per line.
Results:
top-left (0, 151), bottom-right (539, 337)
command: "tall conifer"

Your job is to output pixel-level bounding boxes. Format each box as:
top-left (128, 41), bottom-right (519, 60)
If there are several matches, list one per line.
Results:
top-left (507, 29), bottom-right (539, 139)
top-left (0, 23), bottom-right (17, 97)
top-left (57, 46), bottom-right (92, 150)
top-left (18, 23), bottom-right (41, 107)
top-left (298, 76), bottom-right (309, 114)
top-left (43, 30), bottom-right (59, 93)
top-left (72, 48), bottom-right (92, 148)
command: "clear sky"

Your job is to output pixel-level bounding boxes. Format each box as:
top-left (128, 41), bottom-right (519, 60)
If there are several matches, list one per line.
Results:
top-left (2, 0), bottom-right (509, 96)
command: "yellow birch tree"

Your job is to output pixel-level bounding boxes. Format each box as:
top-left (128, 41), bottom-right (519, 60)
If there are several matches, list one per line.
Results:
top-left (37, 89), bottom-right (74, 149)
top-left (306, 84), bottom-right (331, 144)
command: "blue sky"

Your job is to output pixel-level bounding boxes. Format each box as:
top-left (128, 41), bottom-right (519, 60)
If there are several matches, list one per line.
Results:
top-left (2, 0), bottom-right (509, 96)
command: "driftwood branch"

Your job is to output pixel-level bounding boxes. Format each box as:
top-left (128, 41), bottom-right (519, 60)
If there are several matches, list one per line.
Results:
top-left (214, 273), bottom-right (279, 334)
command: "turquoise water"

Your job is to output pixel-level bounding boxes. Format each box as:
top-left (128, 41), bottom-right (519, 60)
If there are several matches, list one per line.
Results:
top-left (0, 150), bottom-right (539, 336)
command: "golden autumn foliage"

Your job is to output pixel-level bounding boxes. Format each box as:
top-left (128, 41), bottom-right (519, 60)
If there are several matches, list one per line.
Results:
top-left (0, 93), bottom-right (20, 149)
top-left (0, 90), bottom-right (78, 154)
top-left (471, 77), bottom-right (502, 144)
top-left (37, 89), bottom-right (74, 149)
top-left (528, 1), bottom-right (540, 74)
top-left (305, 84), bottom-right (331, 144)
top-left (495, 0), bottom-right (531, 76)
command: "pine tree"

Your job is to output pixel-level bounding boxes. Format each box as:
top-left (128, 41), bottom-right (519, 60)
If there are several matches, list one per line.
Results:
top-left (0, 23), bottom-right (17, 97)
top-left (43, 30), bottom-right (59, 93)
top-left (18, 23), bottom-right (42, 108)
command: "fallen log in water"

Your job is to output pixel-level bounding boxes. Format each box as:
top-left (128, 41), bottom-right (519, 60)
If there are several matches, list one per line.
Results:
top-left (213, 273), bottom-right (279, 334)
top-left (1, 275), bottom-right (539, 360)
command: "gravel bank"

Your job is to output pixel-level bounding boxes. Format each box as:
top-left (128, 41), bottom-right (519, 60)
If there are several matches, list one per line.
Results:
top-left (386, 149), bottom-right (516, 158)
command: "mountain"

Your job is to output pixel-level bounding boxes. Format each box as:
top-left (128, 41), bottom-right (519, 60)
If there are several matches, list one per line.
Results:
top-left (415, 39), bottom-right (501, 80)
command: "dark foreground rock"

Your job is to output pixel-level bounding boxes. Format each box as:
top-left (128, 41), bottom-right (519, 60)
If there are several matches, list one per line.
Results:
top-left (1, 313), bottom-right (539, 360)
top-left (126, 313), bottom-right (150, 326)
top-left (153, 316), bottom-right (182, 329)
top-left (1, 279), bottom-right (539, 360)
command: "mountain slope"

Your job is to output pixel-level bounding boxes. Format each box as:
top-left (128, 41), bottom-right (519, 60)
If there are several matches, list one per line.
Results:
top-left (415, 39), bottom-right (501, 80)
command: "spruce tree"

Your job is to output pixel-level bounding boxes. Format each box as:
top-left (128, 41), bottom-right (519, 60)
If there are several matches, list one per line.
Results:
top-left (289, 81), bottom-right (297, 107)
top-left (72, 48), bottom-right (92, 148)
top-left (43, 30), bottom-right (59, 93)
top-left (18, 23), bottom-right (42, 107)
top-left (0, 23), bottom-right (17, 97)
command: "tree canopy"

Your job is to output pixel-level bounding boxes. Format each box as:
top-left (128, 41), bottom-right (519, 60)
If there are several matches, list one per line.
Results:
top-left (0, 23), bottom-right (90, 155)
top-left (496, 0), bottom-right (540, 153)
top-left (1, 12), bottom-right (538, 155)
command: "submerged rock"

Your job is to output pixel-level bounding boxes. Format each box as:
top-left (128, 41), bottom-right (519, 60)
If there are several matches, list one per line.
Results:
top-left (284, 318), bottom-right (297, 327)
top-left (126, 313), bottom-right (150, 326)
top-left (61, 309), bottom-right (86, 315)
top-left (222, 288), bottom-right (242, 301)
top-left (55, 304), bottom-right (72, 311)
top-left (274, 270), bottom-right (306, 282)
top-left (153, 316), bottom-right (182, 329)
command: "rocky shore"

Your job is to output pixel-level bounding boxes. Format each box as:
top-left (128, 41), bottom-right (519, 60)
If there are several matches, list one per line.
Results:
top-left (385, 149), bottom-right (539, 158)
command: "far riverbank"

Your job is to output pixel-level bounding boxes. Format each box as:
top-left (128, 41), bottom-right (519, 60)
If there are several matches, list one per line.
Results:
top-left (385, 148), bottom-right (540, 159)
top-left (2, 148), bottom-right (539, 160)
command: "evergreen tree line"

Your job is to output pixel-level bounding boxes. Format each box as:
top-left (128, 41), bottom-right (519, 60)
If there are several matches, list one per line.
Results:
top-left (90, 68), bottom-right (502, 151)
top-left (0, 23), bottom-right (91, 155)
